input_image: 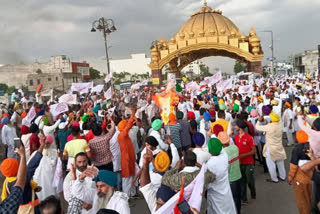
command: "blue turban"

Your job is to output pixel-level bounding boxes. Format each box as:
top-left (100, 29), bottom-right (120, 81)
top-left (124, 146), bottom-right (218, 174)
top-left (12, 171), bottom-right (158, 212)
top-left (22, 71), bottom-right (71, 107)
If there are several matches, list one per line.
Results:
top-left (92, 104), bottom-right (100, 114)
top-left (95, 170), bottom-right (117, 187)
top-left (192, 132), bottom-right (205, 146)
top-left (38, 109), bottom-right (45, 116)
top-left (203, 112), bottom-right (212, 121)
top-left (310, 105), bottom-right (319, 114)
top-left (1, 117), bottom-right (9, 125)
top-left (156, 185), bottom-right (176, 202)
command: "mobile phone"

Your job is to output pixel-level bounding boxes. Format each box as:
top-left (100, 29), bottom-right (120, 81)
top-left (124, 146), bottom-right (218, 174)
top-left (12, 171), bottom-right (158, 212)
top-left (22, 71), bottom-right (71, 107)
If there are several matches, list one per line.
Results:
top-left (165, 125), bottom-right (171, 136)
top-left (13, 138), bottom-right (21, 148)
top-left (177, 200), bottom-right (193, 214)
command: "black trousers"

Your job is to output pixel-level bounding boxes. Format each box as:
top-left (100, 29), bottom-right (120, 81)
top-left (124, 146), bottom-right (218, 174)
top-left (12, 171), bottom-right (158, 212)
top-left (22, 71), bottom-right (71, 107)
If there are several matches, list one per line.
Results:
top-left (96, 162), bottom-right (114, 172)
top-left (312, 179), bottom-right (320, 214)
top-left (230, 179), bottom-right (242, 214)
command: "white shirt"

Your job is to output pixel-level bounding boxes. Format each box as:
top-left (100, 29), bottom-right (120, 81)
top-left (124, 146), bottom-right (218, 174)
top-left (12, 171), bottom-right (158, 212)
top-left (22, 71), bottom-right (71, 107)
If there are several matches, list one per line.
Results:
top-left (149, 130), bottom-right (168, 151)
top-left (21, 133), bottom-right (32, 161)
top-left (63, 169), bottom-right (94, 214)
top-left (192, 148), bottom-right (211, 165)
top-left (1, 124), bottom-right (18, 159)
top-left (207, 150), bottom-right (236, 214)
top-left (109, 129), bottom-right (121, 172)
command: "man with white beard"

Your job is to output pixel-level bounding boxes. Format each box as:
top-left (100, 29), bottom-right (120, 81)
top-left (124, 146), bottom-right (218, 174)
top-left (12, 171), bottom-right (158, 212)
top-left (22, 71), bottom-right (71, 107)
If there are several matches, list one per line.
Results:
top-left (32, 135), bottom-right (58, 201)
top-left (63, 152), bottom-right (94, 213)
top-left (72, 169), bottom-right (130, 214)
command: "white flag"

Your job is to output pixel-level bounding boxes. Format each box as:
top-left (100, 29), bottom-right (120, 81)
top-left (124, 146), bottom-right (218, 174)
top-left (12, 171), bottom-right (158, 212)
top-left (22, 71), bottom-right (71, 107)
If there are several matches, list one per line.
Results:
top-left (208, 71), bottom-right (222, 85)
top-left (71, 82), bottom-right (93, 94)
top-left (104, 73), bottom-right (112, 83)
top-left (59, 94), bottom-right (77, 105)
top-left (91, 85), bottom-right (104, 93)
top-left (50, 103), bottom-right (69, 118)
top-left (25, 106), bottom-right (36, 124)
top-left (238, 85), bottom-right (253, 94)
top-left (155, 164), bottom-right (207, 214)
top-left (104, 87), bottom-right (112, 100)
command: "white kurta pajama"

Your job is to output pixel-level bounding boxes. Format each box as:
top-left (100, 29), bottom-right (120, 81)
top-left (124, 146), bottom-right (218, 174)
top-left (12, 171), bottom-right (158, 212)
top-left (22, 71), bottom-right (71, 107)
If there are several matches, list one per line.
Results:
top-left (207, 150), bottom-right (236, 214)
top-left (63, 169), bottom-right (95, 214)
top-left (71, 179), bottom-right (130, 214)
top-left (33, 147), bottom-right (58, 201)
top-left (1, 124), bottom-right (18, 159)
top-left (282, 108), bottom-right (294, 146)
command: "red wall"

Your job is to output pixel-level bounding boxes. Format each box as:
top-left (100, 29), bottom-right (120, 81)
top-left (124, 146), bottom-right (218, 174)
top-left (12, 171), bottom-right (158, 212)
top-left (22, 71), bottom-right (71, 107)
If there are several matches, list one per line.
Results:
top-left (72, 62), bottom-right (90, 80)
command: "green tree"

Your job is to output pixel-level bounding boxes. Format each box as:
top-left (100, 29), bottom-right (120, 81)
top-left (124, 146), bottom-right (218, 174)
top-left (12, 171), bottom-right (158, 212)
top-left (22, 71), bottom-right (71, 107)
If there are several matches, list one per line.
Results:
top-left (89, 67), bottom-right (102, 79)
top-left (0, 83), bottom-right (8, 93)
top-left (6, 86), bottom-right (16, 94)
top-left (199, 64), bottom-right (211, 77)
top-left (36, 69), bottom-right (42, 74)
top-left (20, 85), bottom-right (29, 94)
top-left (233, 60), bottom-right (248, 74)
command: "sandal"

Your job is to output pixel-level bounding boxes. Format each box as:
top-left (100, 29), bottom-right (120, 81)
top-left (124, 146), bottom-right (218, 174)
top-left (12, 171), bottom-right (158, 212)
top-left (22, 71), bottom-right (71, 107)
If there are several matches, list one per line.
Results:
top-left (266, 178), bottom-right (279, 183)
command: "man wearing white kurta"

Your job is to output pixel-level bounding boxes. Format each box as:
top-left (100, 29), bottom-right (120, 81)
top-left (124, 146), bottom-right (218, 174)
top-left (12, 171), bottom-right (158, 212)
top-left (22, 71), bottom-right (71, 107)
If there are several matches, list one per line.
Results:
top-left (282, 102), bottom-right (294, 146)
top-left (72, 170), bottom-right (130, 214)
top-left (33, 136), bottom-right (58, 201)
top-left (63, 152), bottom-right (94, 214)
top-left (207, 138), bottom-right (236, 214)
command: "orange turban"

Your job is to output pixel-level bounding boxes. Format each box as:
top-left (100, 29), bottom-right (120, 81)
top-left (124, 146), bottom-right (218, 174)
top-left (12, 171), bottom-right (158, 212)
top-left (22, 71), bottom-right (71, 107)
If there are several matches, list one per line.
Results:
top-left (168, 113), bottom-right (176, 124)
top-left (154, 152), bottom-right (170, 172)
top-left (0, 158), bottom-right (19, 177)
top-left (118, 120), bottom-right (128, 131)
top-left (296, 130), bottom-right (308, 143)
top-left (285, 102), bottom-right (291, 108)
top-left (21, 112), bottom-right (27, 119)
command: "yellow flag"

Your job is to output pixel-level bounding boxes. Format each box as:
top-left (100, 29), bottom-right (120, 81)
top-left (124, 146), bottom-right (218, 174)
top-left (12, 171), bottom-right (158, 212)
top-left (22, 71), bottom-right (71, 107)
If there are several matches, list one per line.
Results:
top-left (182, 77), bottom-right (187, 82)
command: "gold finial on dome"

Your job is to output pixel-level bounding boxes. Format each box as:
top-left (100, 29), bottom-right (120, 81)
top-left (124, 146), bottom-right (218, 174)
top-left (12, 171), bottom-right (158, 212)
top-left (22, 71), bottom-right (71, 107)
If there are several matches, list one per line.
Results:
top-left (204, 0), bottom-right (207, 6)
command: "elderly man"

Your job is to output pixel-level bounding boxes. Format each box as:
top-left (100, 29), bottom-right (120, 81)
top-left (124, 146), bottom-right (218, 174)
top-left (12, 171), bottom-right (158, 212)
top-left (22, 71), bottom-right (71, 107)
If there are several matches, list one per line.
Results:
top-left (33, 135), bottom-right (58, 201)
top-left (72, 169), bottom-right (130, 214)
top-left (256, 112), bottom-right (287, 183)
top-left (63, 152), bottom-right (94, 213)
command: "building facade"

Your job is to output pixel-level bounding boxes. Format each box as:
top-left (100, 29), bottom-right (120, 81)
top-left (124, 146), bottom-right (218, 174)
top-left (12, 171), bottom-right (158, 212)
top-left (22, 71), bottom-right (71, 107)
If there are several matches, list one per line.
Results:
top-left (294, 49), bottom-right (319, 74)
top-left (0, 55), bottom-right (90, 92)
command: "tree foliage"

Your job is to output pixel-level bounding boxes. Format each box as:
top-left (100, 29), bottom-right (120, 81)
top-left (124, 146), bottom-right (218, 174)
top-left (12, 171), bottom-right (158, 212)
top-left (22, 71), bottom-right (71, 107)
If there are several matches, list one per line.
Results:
top-left (0, 83), bottom-right (8, 93)
top-left (89, 67), bottom-right (102, 79)
top-left (199, 64), bottom-right (211, 77)
top-left (6, 86), bottom-right (16, 94)
top-left (36, 69), bottom-right (42, 74)
top-left (233, 60), bottom-right (248, 74)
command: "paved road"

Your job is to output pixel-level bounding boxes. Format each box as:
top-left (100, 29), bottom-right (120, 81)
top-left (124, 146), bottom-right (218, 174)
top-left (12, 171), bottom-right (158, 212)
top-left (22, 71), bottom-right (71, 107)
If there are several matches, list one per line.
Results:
top-left (131, 146), bottom-right (299, 214)
top-left (0, 141), bottom-right (298, 214)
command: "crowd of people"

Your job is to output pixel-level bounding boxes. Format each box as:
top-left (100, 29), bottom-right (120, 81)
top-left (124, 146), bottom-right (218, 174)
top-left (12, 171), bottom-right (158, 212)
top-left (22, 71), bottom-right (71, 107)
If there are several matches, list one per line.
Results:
top-left (0, 75), bottom-right (320, 214)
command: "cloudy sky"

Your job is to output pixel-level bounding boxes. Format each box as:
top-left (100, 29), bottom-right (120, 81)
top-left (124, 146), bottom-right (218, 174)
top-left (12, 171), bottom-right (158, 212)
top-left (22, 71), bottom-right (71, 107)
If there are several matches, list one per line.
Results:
top-left (1, 0), bottom-right (319, 73)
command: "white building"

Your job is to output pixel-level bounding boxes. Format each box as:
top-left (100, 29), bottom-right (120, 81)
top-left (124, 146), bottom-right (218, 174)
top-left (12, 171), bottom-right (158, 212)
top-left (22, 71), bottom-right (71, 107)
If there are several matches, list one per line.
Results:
top-left (294, 49), bottom-right (319, 74)
top-left (0, 56), bottom-right (85, 91)
top-left (181, 60), bottom-right (202, 75)
top-left (110, 53), bottom-right (151, 75)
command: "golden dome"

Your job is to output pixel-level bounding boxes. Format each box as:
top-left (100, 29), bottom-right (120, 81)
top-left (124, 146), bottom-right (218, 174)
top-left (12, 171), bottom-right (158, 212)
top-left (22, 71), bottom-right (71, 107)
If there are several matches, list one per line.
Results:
top-left (176, 4), bottom-right (243, 41)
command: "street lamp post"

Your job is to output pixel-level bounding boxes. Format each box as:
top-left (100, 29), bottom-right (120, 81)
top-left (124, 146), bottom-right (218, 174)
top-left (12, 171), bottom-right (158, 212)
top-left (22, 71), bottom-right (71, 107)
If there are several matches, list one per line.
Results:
top-left (91, 17), bottom-right (116, 87)
top-left (261, 30), bottom-right (274, 75)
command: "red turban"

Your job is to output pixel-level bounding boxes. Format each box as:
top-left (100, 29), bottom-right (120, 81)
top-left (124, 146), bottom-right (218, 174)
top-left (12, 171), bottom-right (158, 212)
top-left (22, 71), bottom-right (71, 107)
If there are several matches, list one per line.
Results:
top-left (21, 125), bottom-right (29, 135)
top-left (209, 110), bottom-right (216, 118)
top-left (0, 158), bottom-right (19, 177)
top-left (187, 112), bottom-right (195, 120)
top-left (213, 124), bottom-right (224, 136)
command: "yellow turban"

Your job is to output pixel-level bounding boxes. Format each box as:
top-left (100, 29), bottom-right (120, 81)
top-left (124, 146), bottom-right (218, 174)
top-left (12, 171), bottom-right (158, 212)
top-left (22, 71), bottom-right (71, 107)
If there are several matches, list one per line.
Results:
top-left (270, 112), bottom-right (280, 122)
top-left (258, 96), bottom-right (264, 102)
top-left (218, 99), bottom-right (224, 105)
top-left (154, 152), bottom-right (170, 172)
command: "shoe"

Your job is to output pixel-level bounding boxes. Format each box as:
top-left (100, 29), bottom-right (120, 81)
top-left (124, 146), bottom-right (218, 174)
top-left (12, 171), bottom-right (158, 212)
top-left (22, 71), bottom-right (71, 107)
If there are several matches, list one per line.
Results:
top-left (277, 176), bottom-right (286, 181)
top-left (266, 178), bottom-right (279, 183)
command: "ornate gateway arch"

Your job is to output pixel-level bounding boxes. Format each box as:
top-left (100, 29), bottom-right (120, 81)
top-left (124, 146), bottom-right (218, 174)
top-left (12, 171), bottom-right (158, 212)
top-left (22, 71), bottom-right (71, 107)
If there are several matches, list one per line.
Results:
top-left (148, 2), bottom-right (264, 85)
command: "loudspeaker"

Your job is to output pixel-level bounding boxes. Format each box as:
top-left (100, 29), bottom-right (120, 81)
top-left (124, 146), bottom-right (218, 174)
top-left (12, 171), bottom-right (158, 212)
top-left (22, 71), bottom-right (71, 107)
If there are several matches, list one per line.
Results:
top-left (318, 45), bottom-right (320, 56)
